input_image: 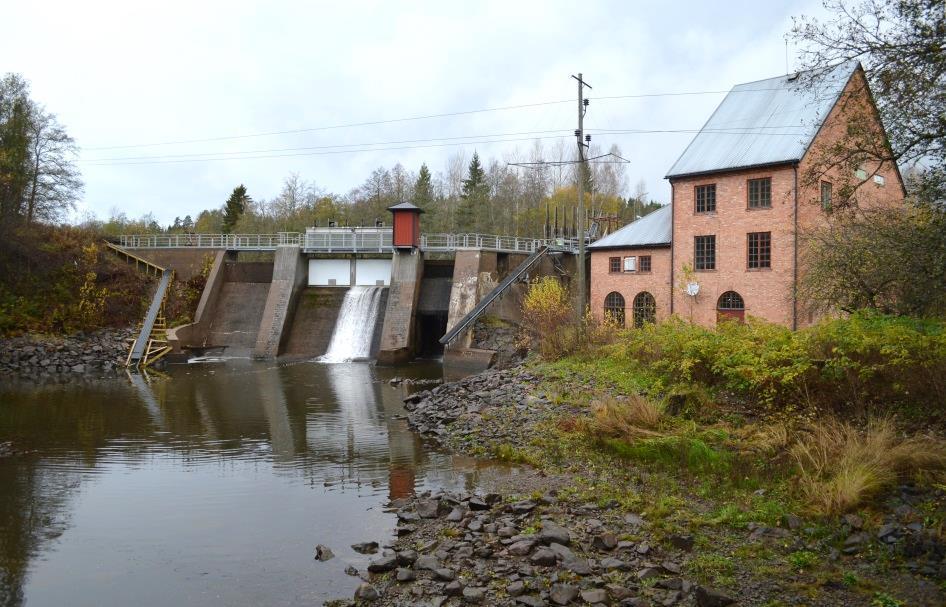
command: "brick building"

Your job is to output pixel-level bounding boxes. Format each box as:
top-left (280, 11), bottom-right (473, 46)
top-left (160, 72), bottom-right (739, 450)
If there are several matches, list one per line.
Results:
top-left (590, 61), bottom-right (904, 329)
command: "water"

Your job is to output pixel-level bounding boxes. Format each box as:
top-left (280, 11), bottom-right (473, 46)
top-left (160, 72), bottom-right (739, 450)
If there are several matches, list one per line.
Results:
top-left (0, 361), bottom-right (513, 607)
top-left (320, 287), bottom-right (386, 363)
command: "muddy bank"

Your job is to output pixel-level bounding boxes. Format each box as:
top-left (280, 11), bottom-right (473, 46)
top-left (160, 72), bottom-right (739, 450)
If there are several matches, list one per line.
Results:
top-left (0, 328), bottom-right (134, 377)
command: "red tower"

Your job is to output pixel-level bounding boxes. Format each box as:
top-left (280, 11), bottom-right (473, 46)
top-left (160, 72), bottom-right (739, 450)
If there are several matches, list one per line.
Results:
top-left (388, 202), bottom-right (423, 249)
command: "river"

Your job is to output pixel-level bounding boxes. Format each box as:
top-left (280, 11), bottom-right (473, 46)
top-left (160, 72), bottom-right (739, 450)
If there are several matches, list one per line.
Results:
top-left (0, 360), bottom-right (507, 607)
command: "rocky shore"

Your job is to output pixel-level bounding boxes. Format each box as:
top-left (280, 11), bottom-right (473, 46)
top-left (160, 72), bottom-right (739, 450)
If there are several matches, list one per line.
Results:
top-left (0, 328), bottom-right (135, 377)
top-left (326, 365), bottom-right (946, 606)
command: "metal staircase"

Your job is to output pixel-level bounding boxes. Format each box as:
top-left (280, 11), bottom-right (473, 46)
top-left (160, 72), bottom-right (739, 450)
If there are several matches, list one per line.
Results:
top-left (104, 242), bottom-right (174, 368)
top-left (440, 246), bottom-right (550, 347)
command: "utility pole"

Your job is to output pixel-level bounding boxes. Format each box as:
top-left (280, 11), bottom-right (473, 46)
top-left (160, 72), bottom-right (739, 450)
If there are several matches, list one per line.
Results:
top-left (572, 73), bottom-right (592, 318)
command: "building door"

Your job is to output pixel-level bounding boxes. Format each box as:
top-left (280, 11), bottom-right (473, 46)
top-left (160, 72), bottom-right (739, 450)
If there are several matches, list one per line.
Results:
top-left (716, 291), bottom-right (745, 323)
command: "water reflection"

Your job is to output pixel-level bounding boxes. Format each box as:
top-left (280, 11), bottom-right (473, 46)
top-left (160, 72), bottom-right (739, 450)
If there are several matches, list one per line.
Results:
top-left (0, 361), bottom-right (502, 607)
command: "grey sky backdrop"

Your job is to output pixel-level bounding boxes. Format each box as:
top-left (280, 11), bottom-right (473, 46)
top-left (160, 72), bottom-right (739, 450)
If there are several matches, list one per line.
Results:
top-left (3, 0), bottom-right (828, 226)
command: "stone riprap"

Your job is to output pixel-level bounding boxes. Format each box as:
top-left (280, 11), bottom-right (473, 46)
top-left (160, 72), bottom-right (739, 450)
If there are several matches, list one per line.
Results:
top-left (0, 328), bottom-right (135, 377)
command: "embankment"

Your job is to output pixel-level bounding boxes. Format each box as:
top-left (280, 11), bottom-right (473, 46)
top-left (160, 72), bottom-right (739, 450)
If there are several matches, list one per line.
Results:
top-left (0, 328), bottom-right (135, 377)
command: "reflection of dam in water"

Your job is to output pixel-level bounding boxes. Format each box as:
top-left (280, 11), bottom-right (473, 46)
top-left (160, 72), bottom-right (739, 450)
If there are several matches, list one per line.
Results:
top-left (0, 361), bottom-right (503, 607)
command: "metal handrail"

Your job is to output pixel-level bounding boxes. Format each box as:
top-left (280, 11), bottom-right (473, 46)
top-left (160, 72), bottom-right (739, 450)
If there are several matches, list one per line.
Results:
top-left (117, 232), bottom-right (578, 254)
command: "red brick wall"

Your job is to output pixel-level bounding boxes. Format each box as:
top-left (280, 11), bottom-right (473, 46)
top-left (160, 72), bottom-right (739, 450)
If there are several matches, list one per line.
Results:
top-left (590, 247), bottom-right (671, 327)
top-left (671, 166), bottom-right (798, 327)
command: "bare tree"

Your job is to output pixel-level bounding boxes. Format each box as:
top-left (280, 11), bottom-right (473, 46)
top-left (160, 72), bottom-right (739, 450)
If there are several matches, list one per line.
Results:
top-left (25, 107), bottom-right (82, 223)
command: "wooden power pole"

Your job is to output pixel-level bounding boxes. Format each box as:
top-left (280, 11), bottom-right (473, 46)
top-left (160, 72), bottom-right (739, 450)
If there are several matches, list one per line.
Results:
top-left (572, 73), bottom-right (592, 318)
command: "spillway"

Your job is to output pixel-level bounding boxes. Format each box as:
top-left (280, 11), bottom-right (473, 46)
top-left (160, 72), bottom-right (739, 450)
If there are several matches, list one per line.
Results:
top-left (319, 287), bottom-right (386, 363)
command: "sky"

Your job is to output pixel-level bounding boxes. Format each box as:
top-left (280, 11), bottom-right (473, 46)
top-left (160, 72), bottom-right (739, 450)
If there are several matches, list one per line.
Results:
top-left (2, 0), bottom-right (828, 226)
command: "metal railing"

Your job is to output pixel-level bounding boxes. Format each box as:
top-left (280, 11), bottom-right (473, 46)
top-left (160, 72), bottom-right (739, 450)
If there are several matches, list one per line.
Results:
top-left (117, 232), bottom-right (579, 254)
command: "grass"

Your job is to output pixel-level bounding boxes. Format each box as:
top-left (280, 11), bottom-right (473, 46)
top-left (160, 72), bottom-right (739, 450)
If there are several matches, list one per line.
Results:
top-left (791, 417), bottom-right (946, 515)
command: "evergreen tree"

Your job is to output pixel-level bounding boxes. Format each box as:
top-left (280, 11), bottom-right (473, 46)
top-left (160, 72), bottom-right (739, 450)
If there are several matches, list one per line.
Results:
top-left (457, 152), bottom-right (488, 232)
top-left (414, 163), bottom-right (433, 209)
top-left (222, 184), bottom-right (251, 233)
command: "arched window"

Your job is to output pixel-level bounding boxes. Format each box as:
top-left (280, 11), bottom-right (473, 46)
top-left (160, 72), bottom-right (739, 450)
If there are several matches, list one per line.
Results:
top-left (632, 291), bottom-right (657, 328)
top-left (717, 291), bottom-right (745, 323)
top-left (604, 291), bottom-right (625, 327)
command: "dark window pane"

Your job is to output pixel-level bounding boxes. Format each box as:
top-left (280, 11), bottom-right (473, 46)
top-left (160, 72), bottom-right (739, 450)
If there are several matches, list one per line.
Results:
top-left (747, 231), bottom-right (771, 269)
top-left (717, 291), bottom-right (745, 310)
top-left (748, 177), bottom-right (771, 208)
top-left (695, 184), bottom-right (716, 213)
top-left (632, 291), bottom-right (656, 327)
top-left (820, 181), bottom-right (832, 211)
top-left (694, 235), bottom-right (716, 270)
top-left (639, 255), bottom-right (651, 272)
top-left (604, 291), bottom-right (625, 326)
top-left (609, 257), bottom-right (620, 273)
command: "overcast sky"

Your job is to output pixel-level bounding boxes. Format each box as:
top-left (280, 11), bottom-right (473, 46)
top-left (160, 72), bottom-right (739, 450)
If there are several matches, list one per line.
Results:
top-left (2, 0), bottom-right (828, 226)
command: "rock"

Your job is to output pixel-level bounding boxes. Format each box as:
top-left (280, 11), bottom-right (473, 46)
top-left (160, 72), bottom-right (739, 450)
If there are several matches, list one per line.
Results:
top-left (636, 567), bottom-right (661, 580)
top-left (592, 532), bottom-right (618, 551)
top-left (398, 510), bottom-right (421, 522)
top-left (446, 508), bottom-right (465, 522)
top-left (468, 496), bottom-right (491, 511)
top-left (354, 583), bottom-right (379, 602)
top-left (599, 557), bottom-right (627, 570)
top-left (563, 557), bottom-right (592, 575)
top-left (581, 588), bottom-right (608, 603)
top-left (635, 542), bottom-right (650, 555)
top-left (843, 513), bottom-right (864, 529)
top-left (507, 580), bottom-right (526, 596)
top-left (434, 568), bottom-right (457, 581)
top-left (624, 513), bottom-right (644, 528)
top-left (417, 499), bottom-right (441, 519)
top-left (509, 539), bottom-right (537, 556)
top-left (351, 541), bottom-right (379, 554)
top-left (782, 514), bottom-right (802, 530)
top-left (462, 586), bottom-right (486, 603)
top-left (549, 584), bottom-right (579, 605)
top-left (539, 522), bottom-right (571, 546)
top-left (516, 596), bottom-right (547, 607)
top-left (367, 554), bottom-right (397, 573)
top-left (445, 581), bottom-right (464, 596)
top-left (395, 567), bottom-right (415, 582)
top-left (695, 586), bottom-right (735, 607)
top-left (548, 542), bottom-right (574, 561)
top-left (877, 523), bottom-right (899, 540)
top-left (668, 534), bottom-right (694, 551)
top-left (397, 549), bottom-right (417, 566)
top-left (416, 554), bottom-right (441, 571)
top-left (511, 499), bottom-right (538, 513)
top-left (345, 565), bottom-right (358, 576)
top-left (314, 544), bottom-right (335, 561)
top-left (605, 585), bottom-right (634, 601)
top-left (530, 547), bottom-right (558, 566)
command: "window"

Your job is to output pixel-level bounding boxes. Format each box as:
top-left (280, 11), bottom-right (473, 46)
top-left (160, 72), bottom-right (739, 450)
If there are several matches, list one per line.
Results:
top-left (694, 235), bottom-right (716, 270)
top-left (623, 256), bottom-right (637, 272)
top-left (748, 177), bottom-right (771, 208)
top-left (873, 174), bottom-right (886, 186)
top-left (695, 184), bottom-right (716, 213)
top-left (604, 291), bottom-right (625, 326)
top-left (632, 292), bottom-right (656, 327)
top-left (609, 257), bottom-right (621, 273)
top-left (820, 181), bottom-right (832, 211)
top-left (747, 231), bottom-right (771, 269)
top-left (717, 291), bottom-right (745, 323)
top-left (638, 255), bottom-right (652, 272)
top-left (855, 168), bottom-right (868, 180)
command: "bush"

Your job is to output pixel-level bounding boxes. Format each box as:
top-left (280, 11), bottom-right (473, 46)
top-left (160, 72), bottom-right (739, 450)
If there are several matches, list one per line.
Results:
top-left (620, 312), bottom-right (946, 415)
top-left (521, 277), bottom-right (576, 359)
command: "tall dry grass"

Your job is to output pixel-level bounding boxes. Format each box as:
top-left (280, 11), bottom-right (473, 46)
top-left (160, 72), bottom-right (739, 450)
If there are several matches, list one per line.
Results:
top-left (583, 396), bottom-right (665, 440)
top-left (791, 417), bottom-right (946, 515)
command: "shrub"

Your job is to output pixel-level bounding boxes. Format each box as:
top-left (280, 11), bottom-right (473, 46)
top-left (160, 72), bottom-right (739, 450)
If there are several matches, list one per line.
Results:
top-left (790, 417), bottom-right (946, 514)
top-left (583, 396), bottom-right (664, 440)
top-left (521, 276), bottom-right (576, 359)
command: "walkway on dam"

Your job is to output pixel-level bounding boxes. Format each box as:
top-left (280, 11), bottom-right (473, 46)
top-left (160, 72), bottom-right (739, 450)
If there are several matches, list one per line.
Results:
top-left (116, 231), bottom-right (578, 255)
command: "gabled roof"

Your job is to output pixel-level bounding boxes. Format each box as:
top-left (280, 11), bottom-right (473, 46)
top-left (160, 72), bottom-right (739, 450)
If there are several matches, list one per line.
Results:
top-left (588, 204), bottom-right (672, 250)
top-left (666, 61), bottom-right (860, 179)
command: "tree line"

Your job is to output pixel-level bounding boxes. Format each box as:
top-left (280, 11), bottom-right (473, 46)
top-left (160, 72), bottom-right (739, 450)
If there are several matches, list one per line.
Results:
top-left (95, 143), bottom-right (663, 238)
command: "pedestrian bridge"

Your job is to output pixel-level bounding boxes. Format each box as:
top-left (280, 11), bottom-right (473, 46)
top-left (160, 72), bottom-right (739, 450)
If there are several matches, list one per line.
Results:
top-left (116, 228), bottom-right (577, 255)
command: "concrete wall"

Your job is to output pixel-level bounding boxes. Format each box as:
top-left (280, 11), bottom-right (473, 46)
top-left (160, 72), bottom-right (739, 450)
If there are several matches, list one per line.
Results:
top-left (377, 250), bottom-right (424, 365)
top-left (280, 287), bottom-right (348, 359)
top-left (167, 250), bottom-right (231, 354)
top-left (255, 246), bottom-right (308, 358)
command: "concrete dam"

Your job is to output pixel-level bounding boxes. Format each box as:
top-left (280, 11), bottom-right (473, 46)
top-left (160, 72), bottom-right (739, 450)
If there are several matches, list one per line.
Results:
top-left (118, 210), bottom-right (579, 369)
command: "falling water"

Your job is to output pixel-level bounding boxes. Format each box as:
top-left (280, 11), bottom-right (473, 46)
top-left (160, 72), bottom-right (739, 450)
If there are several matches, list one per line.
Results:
top-left (319, 286), bottom-right (385, 363)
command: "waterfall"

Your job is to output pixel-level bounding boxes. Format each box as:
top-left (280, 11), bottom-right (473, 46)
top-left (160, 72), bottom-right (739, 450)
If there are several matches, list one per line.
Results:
top-left (319, 287), bottom-right (385, 363)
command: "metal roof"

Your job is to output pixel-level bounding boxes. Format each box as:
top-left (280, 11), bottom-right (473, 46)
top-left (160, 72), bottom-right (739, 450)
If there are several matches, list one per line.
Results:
top-left (387, 201), bottom-right (424, 212)
top-left (588, 204), bottom-right (672, 249)
top-left (666, 61), bottom-right (860, 179)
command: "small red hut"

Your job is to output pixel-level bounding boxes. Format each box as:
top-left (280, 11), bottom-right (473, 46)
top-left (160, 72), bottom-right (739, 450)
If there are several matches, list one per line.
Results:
top-left (388, 202), bottom-right (423, 249)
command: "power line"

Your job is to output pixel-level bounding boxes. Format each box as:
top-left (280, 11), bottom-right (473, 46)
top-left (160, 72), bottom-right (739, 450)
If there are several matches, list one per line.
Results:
top-left (81, 86), bottom-right (798, 151)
